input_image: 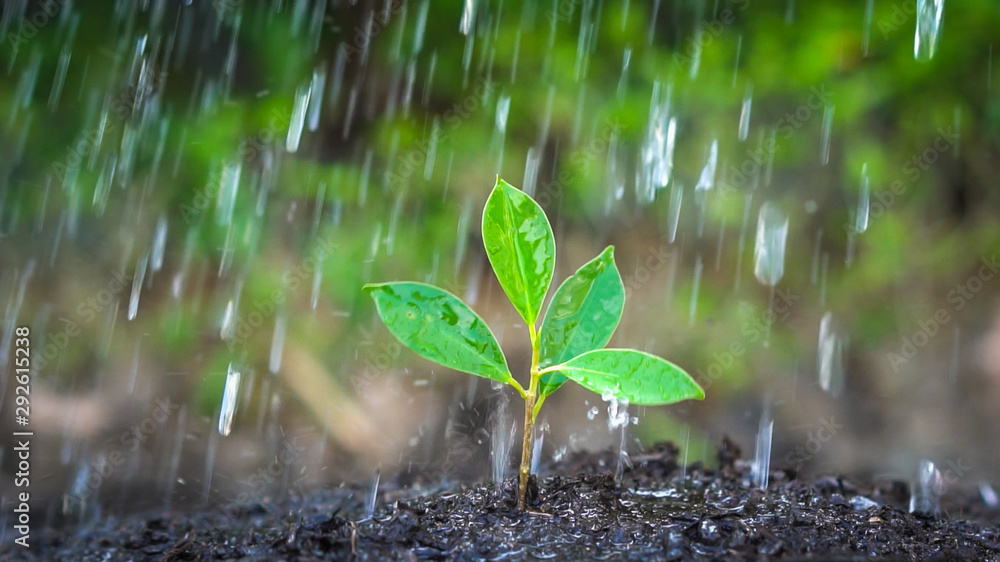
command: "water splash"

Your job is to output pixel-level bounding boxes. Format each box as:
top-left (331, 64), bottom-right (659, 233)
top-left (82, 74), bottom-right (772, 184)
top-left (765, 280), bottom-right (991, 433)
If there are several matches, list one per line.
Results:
top-left (604, 392), bottom-right (631, 483)
top-left (531, 420), bottom-right (549, 473)
top-left (489, 393), bottom-right (516, 485)
top-left (909, 460), bottom-right (943, 514)
top-left (364, 468), bottom-right (381, 520)
top-left (914, 0), bottom-right (945, 61)
top-left (750, 402), bottom-right (773, 489)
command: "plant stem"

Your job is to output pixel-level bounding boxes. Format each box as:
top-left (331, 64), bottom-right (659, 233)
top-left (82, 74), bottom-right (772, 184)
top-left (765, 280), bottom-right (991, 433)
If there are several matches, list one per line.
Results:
top-left (518, 325), bottom-right (541, 510)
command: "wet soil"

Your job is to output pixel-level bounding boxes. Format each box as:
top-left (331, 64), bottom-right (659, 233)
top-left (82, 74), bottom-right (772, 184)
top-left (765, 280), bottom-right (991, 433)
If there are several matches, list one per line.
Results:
top-left (6, 439), bottom-right (1000, 561)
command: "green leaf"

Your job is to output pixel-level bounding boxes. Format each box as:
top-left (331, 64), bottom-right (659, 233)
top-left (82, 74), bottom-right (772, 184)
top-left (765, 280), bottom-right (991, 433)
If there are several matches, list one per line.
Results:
top-left (551, 349), bottom-right (704, 406)
top-left (538, 246), bottom-right (624, 397)
top-left (481, 177), bottom-right (555, 326)
top-left (363, 282), bottom-right (513, 384)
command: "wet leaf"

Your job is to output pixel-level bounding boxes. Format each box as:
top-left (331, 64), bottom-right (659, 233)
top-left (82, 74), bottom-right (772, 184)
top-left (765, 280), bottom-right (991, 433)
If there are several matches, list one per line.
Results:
top-left (482, 177), bottom-right (555, 326)
top-left (538, 246), bottom-right (624, 397)
top-left (363, 282), bottom-right (513, 384)
top-left (551, 349), bottom-right (704, 406)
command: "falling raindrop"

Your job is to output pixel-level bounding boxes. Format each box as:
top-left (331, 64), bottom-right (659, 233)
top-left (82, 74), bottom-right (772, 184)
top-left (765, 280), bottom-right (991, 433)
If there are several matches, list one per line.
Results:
top-left (914, 0), bottom-right (945, 61)
top-left (127, 252), bottom-right (149, 321)
top-left (733, 191), bottom-right (753, 292)
top-left (862, 0), bottom-right (875, 56)
top-left (495, 93), bottom-right (510, 134)
top-left (753, 202), bottom-right (789, 286)
top-left (820, 104), bottom-right (835, 165)
top-left (695, 140), bottom-right (719, 195)
top-left (220, 300), bottom-right (236, 341)
top-left (587, 406), bottom-right (599, 420)
top-left (679, 425), bottom-right (691, 479)
top-left (750, 402), bottom-right (773, 489)
top-left (306, 67), bottom-right (326, 132)
top-left (689, 254), bottom-right (703, 327)
top-left (459, 0), bottom-right (475, 35)
top-left (617, 47), bottom-right (631, 100)
top-left (217, 162), bottom-right (241, 226)
top-left (738, 86), bottom-right (752, 141)
top-left (150, 216), bottom-right (168, 273)
top-left (817, 312), bottom-right (846, 397)
top-left (667, 184), bottom-right (682, 244)
top-left (286, 84), bottom-right (310, 152)
top-left (855, 164), bottom-right (870, 234)
top-left (979, 481), bottom-right (998, 508)
top-left (218, 364), bottom-right (242, 436)
top-left (269, 312), bottom-right (287, 374)
top-left (909, 460), bottom-right (943, 514)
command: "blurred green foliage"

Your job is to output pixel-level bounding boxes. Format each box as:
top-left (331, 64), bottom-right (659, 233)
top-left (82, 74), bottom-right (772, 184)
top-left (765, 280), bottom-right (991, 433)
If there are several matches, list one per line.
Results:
top-left (1, 0), bottom-right (998, 426)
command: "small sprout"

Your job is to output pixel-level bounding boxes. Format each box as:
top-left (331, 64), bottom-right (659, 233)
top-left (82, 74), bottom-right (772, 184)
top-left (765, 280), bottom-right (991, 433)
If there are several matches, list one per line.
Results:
top-left (364, 177), bottom-right (704, 508)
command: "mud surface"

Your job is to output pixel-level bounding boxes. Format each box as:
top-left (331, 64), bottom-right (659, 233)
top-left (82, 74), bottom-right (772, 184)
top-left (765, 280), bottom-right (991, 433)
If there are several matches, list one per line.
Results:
top-left (5, 440), bottom-right (1000, 561)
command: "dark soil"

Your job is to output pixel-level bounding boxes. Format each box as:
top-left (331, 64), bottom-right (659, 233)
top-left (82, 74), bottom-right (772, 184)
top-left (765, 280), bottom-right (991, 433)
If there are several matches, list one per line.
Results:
top-left (6, 439), bottom-right (1000, 561)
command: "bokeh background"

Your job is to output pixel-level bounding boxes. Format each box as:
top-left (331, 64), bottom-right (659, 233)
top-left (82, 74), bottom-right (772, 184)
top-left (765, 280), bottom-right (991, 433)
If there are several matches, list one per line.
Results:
top-left (1, 0), bottom-right (999, 526)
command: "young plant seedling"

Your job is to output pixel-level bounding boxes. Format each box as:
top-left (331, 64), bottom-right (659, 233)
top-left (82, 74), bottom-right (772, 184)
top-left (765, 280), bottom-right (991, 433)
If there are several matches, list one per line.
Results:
top-left (364, 177), bottom-right (704, 509)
